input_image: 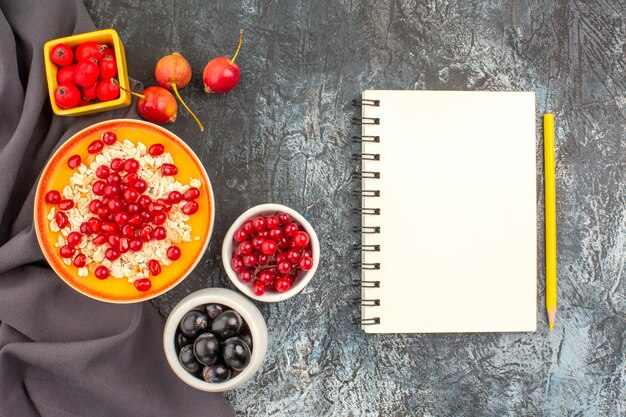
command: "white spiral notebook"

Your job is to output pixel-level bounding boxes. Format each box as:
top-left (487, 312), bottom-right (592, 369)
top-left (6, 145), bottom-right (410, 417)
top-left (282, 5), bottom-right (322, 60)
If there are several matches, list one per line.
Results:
top-left (355, 90), bottom-right (537, 333)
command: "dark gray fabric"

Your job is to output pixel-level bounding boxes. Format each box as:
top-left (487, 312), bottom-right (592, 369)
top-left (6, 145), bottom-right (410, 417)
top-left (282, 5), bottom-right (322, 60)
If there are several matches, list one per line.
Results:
top-left (0, 1), bottom-right (235, 416)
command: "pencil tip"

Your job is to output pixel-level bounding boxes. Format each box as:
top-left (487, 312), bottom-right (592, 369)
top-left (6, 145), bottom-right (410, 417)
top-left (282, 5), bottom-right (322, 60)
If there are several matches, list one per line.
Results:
top-left (549, 322), bottom-right (554, 331)
top-left (548, 307), bottom-right (556, 331)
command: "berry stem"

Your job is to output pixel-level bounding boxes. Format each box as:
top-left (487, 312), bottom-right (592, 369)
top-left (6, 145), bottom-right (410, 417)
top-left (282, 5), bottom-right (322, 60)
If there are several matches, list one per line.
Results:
top-left (118, 84), bottom-right (145, 99)
top-left (229, 29), bottom-right (244, 65)
top-left (171, 82), bottom-right (204, 132)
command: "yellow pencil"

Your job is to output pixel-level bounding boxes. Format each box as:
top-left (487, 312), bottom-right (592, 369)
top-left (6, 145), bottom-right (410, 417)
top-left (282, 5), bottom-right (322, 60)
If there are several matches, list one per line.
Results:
top-left (543, 114), bottom-right (557, 331)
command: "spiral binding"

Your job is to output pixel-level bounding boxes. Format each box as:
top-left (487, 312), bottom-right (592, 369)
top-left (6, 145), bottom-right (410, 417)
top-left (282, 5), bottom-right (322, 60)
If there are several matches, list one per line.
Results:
top-left (352, 97), bottom-right (381, 326)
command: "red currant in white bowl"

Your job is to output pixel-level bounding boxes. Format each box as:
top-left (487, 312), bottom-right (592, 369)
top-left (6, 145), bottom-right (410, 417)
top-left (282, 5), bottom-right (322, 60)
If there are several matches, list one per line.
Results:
top-left (222, 204), bottom-right (320, 302)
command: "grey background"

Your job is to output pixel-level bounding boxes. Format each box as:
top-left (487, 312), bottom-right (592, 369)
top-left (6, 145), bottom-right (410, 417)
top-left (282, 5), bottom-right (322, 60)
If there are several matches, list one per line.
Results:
top-left (84, 0), bottom-right (625, 416)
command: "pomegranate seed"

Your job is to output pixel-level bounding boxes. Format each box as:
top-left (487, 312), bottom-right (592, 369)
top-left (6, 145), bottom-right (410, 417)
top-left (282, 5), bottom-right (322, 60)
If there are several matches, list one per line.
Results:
top-left (118, 237), bottom-right (130, 254)
top-left (122, 224), bottom-right (135, 238)
top-left (153, 226), bottom-right (166, 240)
top-left (67, 155), bottom-right (81, 169)
top-left (140, 211), bottom-right (152, 222)
top-left (168, 190), bottom-right (183, 204)
top-left (292, 231), bottom-right (310, 248)
top-left (89, 199), bottom-right (102, 214)
top-left (134, 278), bottom-right (152, 291)
top-left (80, 222), bottom-right (92, 235)
top-left (274, 276), bottom-right (293, 292)
top-left (129, 238), bottom-right (143, 252)
top-left (92, 233), bottom-right (107, 246)
top-left (257, 254), bottom-right (269, 265)
top-left (266, 215), bottom-right (279, 229)
top-left (108, 234), bottom-right (120, 247)
top-left (260, 239), bottom-right (277, 255)
top-left (95, 165), bottom-right (110, 179)
top-left (59, 245), bottom-right (75, 258)
top-left (152, 211), bottom-right (167, 225)
top-left (45, 190), bottom-right (62, 204)
top-left (181, 201), bottom-right (198, 215)
top-left (121, 173), bottom-right (138, 186)
top-left (106, 173), bottom-right (121, 184)
top-left (87, 140), bottom-right (104, 154)
top-left (140, 225), bottom-right (153, 242)
top-left (73, 253), bottom-right (87, 268)
top-left (148, 259), bottom-right (161, 276)
top-left (183, 187), bottom-right (200, 201)
top-left (97, 206), bottom-right (110, 219)
top-left (101, 222), bottom-right (117, 234)
top-left (284, 223), bottom-right (299, 237)
top-left (134, 178), bottom-right (147, 193)
top-left (252, 280), bottom-right (266, 296)
top-left (299, 256), bottom-right (313, 271)
top-left (110, 158), bottom-right (124, 171)
top-left (58, 199), bottom-right (74, 211)
top-left (102, 131), bottom-right (117, 145)
top-left (105, 247), bottom-right (120, 261)
top-left (148, 143), bottom-right (164, 156)
top-left (92, 180), bottom-right (106, 196)
top-left (123, 158), bottom-right (139, 173)
top-left (95, 266), bottom-right (109, 279)
top-left (87, 217), bottom-right (102, 233)
top-left (167, 246), bottom-right (181, 260)
top-left (127, 214), bottom-right (142, 227)
top-left (137, 195), bottom-right (152, 208)
top-left (55, 212), bottom-right (68, 229)
top-left (156, 198), bottom-right (172, 212)
top-left (66, 231), bottom-right (82, 247)
top-left (269, 227), bottom-right (283, 241)
top-left (103, 184), bottom-right (120, 197)
top-left (114, 211), bottom-right (129, 225)
top-left (161, 163), bottom-right (178, 176)
top-left (127, 203), bottom-right (141, 214)
top-left (107, 198), bottom-right (123, 212)
top-left (238, 270), bottom-right (253, 282)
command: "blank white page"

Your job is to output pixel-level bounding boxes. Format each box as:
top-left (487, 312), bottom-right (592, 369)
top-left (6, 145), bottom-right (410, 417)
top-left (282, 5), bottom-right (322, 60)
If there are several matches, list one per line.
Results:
top-left (359, 90), bottom-right (537, 333)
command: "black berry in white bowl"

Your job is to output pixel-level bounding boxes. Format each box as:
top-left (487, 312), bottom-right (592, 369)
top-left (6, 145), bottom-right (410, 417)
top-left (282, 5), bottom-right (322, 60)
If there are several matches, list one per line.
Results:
top-left (163, 288), bottom-right (267, 392)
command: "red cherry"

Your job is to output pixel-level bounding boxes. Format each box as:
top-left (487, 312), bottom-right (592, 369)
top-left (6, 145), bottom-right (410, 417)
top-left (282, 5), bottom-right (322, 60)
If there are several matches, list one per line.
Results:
top-left (50, 43), bottom-right (73, 67)
top-left (105, 247), bottom-right (120, 261)
top-left (54, 84), bottom-right (81, 109)
top-left (181, 201), bottom-right (198, 215)
top-left (101, 222), bottom-right (117, 234)
top-left (140, 225), bottom-right (153, 242)
top-left (238, 269), bottom-right (253, 282)
top-left (277, 212), bottom-right (290, 224)
top-left (123, 187), bottom-right (139, 203)
top-left (96, 78), bottom-right (120, 102)
top-left (183, 187), bottom-right (200, 201)
top-left (168, 190), bottom-right (183, 204)
top-left (95, 165), bottom-right (110, 179)
top-left (134, 178), bottom-right (148, 193)
top-left (99, 56), bottom-right (117, 78)
top-left (292, 231), bottom-right (310, 248)
top-left (74, 60), bottom-right (100, 87)
top-left (134, 278), bottom-right (152, 291)
top-left (95, 265), bottom-right (109, 280)
top-left (102, 131), bottom-right (117, 145)
top-left (167, 246), bottom-right (181, 260)
top-left (252, 216), bottom-right (267, 232)
top-left (299, 256), bottom-right (313, 271)
top-left (57, 65), bottom-right (76, 84)
top-left (161, 163), bottom-right (178, 176)
top-left (87, 139), bottom-right (104, 154)
top-left (260, 239), bottom-right (277, 255)
top-left (59, 245), bottom-right (75, 258)
top-left (284, 222), bottom-right (299, 237)
top-left (233, 228), bottom-right (248, 242)
top-left (73, 253), bottom-right (87, 268)
top-left (55, 212), bottom-right (68, 229)
top-left (66, 231), bottom-right (82, 247)
top-left (122, 224), bottom-right (135, 238)
top-left (45, 190), bottom-right (61, 204)
top-left (123, 158), bottom-right (140, 173)
top-left (129, 238), bottom-right (144, 252)
top-left (67, 155), bottom-right (81, 169)
top-left (202, 30), bottom-right (243, 94)
top-left (153, 226), bottom-right (166, 240)
top-left (75, 41), bottom-right (102, 62)
top-left (80, 222), bottom-right (92, 235)
top-left (148, 143), bottom-right (165, 156)
top-left (252, 280), bottom-right (265, 296)
top-left (92, 180), bottom-right (106, 196)
top-left (58, 199), bottom-right (74, 211)
top-left (82, 83), bottom-right (98, 101)
top-left (92, 233), bottom-right (107, 246)
top-left (148, 259), bottom-right (161, 276)
top-left (274, 276), bottom-right (293, 293)
top-left (110, 158), bottom-right (124, 171)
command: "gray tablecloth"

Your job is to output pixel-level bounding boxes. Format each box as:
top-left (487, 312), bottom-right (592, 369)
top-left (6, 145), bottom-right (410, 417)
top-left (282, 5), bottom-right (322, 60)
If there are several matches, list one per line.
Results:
top-left (0, 1), bottom-right (234, 415)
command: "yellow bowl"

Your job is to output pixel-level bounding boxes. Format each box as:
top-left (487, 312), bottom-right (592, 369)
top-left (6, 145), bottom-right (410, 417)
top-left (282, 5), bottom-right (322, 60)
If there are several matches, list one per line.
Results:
top-left (43, 29), bottom-right (132, 116)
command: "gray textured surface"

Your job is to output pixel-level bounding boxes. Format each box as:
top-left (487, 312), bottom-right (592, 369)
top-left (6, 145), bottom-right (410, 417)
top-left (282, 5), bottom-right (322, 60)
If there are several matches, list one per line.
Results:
top-left (84, 0), bottom-right (625, 415)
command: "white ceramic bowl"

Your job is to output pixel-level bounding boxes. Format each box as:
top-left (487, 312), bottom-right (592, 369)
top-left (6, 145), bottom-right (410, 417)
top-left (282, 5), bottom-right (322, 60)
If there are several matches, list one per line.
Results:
top-left (163, 288), bottom-right (268, 392)
top-left (222, 203), bottom-right (320, 302)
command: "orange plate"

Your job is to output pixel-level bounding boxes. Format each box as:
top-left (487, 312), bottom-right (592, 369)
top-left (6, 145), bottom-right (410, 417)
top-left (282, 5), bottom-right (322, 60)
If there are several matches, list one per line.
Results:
top-left (34, 119), bottom-right (215, 303)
